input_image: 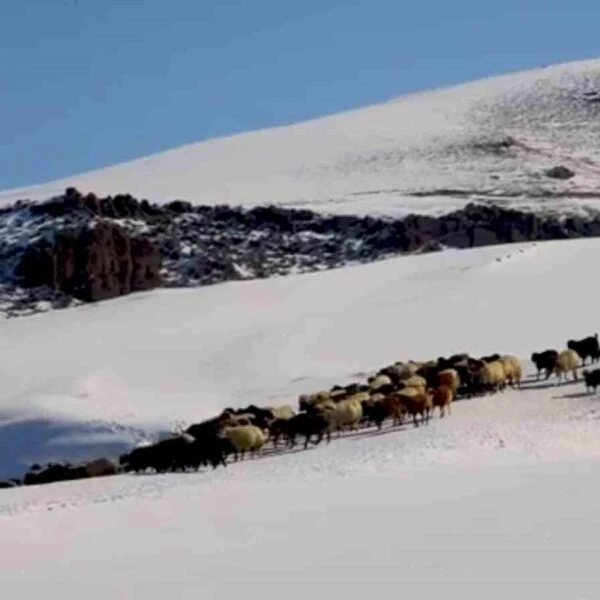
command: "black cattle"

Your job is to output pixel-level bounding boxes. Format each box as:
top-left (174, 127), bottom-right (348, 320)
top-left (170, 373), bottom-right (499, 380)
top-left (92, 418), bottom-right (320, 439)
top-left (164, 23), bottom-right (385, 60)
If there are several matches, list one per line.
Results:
top-left (583, 368), bottom-right (600, 393)
top-left (531, 349), bottom-right (559, 380)
top-left (567, 334), bottom-right (600, 366)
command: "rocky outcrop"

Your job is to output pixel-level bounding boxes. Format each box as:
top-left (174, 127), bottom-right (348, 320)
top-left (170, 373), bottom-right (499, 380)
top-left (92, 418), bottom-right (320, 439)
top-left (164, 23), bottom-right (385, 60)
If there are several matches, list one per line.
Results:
top-left (15, 220), bottom-right (161, 302)
top-left (3, 187), bottom-right (600, 317)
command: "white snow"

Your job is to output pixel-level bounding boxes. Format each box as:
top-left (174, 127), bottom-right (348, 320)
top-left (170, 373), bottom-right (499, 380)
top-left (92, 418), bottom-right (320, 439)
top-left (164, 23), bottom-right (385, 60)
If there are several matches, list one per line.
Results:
top-left (3, 235), bottom-right (600, 596)
top-left (5, 58), bottom-right (600, 218)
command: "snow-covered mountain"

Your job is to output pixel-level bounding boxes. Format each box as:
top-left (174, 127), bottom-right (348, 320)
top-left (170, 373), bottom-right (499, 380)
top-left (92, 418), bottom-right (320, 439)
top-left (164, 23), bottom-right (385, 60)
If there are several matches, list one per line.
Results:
top-left (4, 59), bottom-right (600, 597)
top-left (4, 58), bottom-right (600, 217)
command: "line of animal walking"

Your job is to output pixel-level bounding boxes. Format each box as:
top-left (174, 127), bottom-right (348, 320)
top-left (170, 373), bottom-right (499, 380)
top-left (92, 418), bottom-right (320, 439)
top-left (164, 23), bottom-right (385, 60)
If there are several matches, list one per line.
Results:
top-left (117, 333), bottom-right (600, 476)
top-left (4, 334), bottom-right (598, 490)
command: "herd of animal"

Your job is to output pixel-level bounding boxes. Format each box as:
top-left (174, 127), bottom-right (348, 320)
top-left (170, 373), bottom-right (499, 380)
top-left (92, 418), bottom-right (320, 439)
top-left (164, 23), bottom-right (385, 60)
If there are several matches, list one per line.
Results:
top-left (2, 333), bottom-right (599, 490)
top-left (115, 333), bottom-right (600, 476)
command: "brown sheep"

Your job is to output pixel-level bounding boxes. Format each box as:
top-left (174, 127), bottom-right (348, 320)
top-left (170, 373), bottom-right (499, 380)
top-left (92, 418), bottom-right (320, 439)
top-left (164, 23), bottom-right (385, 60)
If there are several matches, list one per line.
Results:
top-left (393, 387), bottom-right (433, 427)
top-left (430, 385), bottom-right (453, 417)
top-left (381, 393), bottom-right (407, 428)
top-left (437, 369), bottom-right (460, 396)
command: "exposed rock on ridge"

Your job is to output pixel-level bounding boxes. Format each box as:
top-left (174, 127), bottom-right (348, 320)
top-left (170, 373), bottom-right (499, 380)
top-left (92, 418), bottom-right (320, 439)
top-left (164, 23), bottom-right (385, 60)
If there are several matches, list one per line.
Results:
top-left (3, 187), bottom-right (600, 317)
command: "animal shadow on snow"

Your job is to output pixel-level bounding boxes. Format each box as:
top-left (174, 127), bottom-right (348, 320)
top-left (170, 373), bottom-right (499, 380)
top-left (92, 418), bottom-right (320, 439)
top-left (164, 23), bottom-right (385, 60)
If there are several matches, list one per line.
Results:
top-left (520, 378), bottom-right (581, 392)
top-left (553, 390), bottom-right (595, 400)
top-left (340, 421), bottom-right (419, 442)
top-left (0, 413), bottom-right (138, 480)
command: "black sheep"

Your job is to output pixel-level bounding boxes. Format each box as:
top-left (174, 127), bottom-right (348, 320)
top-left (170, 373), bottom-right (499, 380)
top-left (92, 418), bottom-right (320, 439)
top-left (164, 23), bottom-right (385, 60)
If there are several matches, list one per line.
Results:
top-left (531, 349), bottom-right (559, 380)
top-left (582, 368), bottom-right (600, 394)
top-left (567, 334), bottom-right (600, 366)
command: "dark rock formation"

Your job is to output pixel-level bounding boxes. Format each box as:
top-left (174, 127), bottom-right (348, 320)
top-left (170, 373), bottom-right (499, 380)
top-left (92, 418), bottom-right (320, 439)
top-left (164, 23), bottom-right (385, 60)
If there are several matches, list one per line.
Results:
top-left (15, 220), bottom-right (161, 302)
top-left (3, 187), bottom-right (600, 317)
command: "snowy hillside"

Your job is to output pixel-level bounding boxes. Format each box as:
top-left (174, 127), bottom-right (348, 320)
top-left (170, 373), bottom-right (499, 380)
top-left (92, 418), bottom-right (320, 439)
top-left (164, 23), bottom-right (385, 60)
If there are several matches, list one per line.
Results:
top-left (1, 235), bottom-right (600, 479)
top-left (2, 236), bottom-right (600, 596)
top-left (4, 58), bottom-right (600, 217)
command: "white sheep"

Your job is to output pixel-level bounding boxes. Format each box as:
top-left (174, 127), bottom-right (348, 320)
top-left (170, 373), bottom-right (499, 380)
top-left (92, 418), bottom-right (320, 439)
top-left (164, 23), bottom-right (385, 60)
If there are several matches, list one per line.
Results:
top-left (554, 349), bottom-right (580, 384)
top-left (499, 355), bottom-right (523, 388)
top-left (222, 425), bottom-right (267, 461)
top-left (269, 405), bottom-right (296, 420)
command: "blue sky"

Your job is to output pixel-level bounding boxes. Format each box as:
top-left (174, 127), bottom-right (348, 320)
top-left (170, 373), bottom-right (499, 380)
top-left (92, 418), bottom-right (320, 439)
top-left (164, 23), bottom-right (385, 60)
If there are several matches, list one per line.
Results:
top-left (1, 0), bottom-right (599, 190)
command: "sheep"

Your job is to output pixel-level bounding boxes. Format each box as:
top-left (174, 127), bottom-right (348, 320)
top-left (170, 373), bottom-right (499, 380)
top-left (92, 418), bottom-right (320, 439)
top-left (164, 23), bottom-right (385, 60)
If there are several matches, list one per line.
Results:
top-left (475, 360), bottom-right (506, 394)
top-left (436, 369), bottom-right (461, 396)
top-left (23, 463), bottom-right (88, 486)
top-left (236, 405), bottom-right (275, 429)
top-left (530, 349), bottom-right (559, 381)
top-left (361, 394), bottom-right (391, 430)
top-left (393, 387), bottom-right (433, 427)
top-left (378, 362), bottom-right (417, 383)
top-left (480, 353), bottom-right (501, 364)
top-left (368, 374), bottom-right (392, 391)
top-left (119, 435), bottom-right (198, 474)
top-left (219, 411), bottom-right (258, 428)
top-left (398, 375), bottom-right (427, 393)
top-left (567, 334), bottom-right (600, 366)
top-left (430, 384), bottom-right (453, 417)
top-left (437, 353), bottom-right (470, 370)
top-left (499, 355), bottom-right (523, 388)
top-left (329, 387), bottom-right (349, 401)
top-left (185, 414), bottom-right (226, 441)
top-left (283, 411), bottom-right (331, 449)
top-left (84, 458), bottom-right (118, 478)
top-left (222, 425), bottom-right (267, 461)
top-left (268, 405), bottom-right (296, 421)
top-left (554, 349), bottom-right (580, 384)
top-left (452, 363), bottom-right (479, 398)
top-left (343, 390), bottom-right (371, 405)
top-left (298, 391), bottom-right (332, 411)
top-left (322, 398), bottom-right (363, 436)
top-left (361, 392), bottom-right (407, 429)
top-left (582, 368), bottom-right (600, 394)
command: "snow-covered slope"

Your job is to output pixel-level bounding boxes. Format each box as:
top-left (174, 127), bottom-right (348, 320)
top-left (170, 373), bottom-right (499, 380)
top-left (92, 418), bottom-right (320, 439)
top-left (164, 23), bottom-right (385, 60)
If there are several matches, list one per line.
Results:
top-left (3, 460), bottom-right (600, 599)
top-left (4, 58), bottom-right (600, 217)
top-left (2, 237), bottom-right (600, 596)
top-left (1, 236), bottom-right (599, 479)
